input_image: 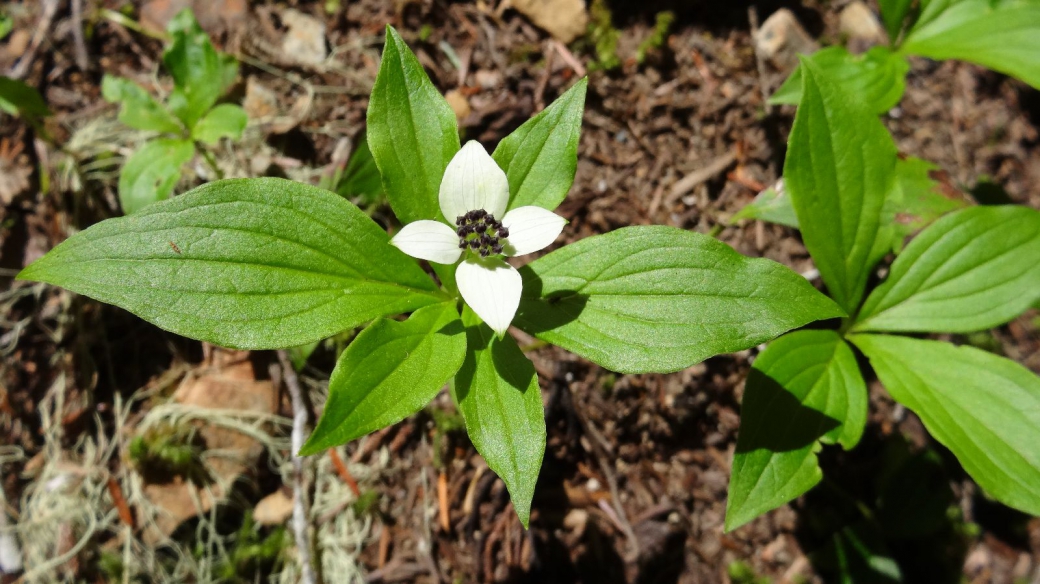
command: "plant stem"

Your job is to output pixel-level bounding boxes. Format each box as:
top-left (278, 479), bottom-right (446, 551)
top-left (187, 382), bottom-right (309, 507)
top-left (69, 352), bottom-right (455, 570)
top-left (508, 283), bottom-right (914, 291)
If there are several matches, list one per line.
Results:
top-left (198, 146), bottom-right (225, 180)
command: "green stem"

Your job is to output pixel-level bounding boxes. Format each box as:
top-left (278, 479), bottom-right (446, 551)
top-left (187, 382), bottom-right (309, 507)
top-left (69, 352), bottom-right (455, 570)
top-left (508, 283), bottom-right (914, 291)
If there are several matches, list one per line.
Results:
top-left (198, 146), bottom-right (225, 180)
top-left (98, 8), bottom-right (169, 41)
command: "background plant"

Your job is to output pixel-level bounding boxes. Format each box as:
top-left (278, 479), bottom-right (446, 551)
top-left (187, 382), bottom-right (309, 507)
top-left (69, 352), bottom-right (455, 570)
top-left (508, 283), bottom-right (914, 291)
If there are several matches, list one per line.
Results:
top-left (724, 49), bottom-right (1040, 575)
top-left (102, 9), bottom-right (246, 214)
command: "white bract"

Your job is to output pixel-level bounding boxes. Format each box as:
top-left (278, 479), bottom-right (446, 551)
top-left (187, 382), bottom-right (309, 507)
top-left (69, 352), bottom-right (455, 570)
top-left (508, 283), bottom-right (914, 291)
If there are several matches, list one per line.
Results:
top-left (391, 141), bottom-right (567, 335)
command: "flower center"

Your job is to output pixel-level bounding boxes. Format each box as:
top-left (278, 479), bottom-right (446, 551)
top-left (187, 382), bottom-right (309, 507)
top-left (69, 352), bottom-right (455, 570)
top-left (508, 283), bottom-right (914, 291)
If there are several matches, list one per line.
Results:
top-left (455, 209), bottom-right (509, 257)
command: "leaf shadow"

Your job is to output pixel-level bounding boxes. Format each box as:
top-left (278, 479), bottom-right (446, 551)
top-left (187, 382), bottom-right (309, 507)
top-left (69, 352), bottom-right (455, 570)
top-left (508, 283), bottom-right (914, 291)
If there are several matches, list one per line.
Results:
top-left (514, 266), bottom-right (589, 334)
top-left (735, 368), bottom-right (842, 454)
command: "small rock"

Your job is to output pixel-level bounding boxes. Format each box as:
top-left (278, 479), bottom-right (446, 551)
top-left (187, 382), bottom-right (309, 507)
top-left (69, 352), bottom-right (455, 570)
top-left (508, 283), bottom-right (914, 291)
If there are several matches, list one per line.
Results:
top-left (840, 1), bottom-right (885, 46)
top-left (193, 0), bottom-right (247, 34)
top-left (280, 9), bottom-right (327, 66)
top-left (510, 0), bottom-right (588, 43)
top-left (140, 0), bottom-right (191, 34)
top-left (253, 490), bottom-right (294, 526)
top-left (754, 8), bottom-right (818, 70)
top-left (243, 77), bottom-right (279, 119)
top-left (139, 352), bottom-right (277, 544)
top-left (4, 29), bottom-right (32, 60)
top-left (444, 89), bottom-right (471, 122)
top-left (141, 0), bottom-right (247, 35)
top-left (473, 70), bottom-right (502, 90)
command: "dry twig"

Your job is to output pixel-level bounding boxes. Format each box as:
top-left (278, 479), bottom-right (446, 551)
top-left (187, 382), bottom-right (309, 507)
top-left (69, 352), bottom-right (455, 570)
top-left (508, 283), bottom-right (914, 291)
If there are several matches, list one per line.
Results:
top-left (276, 350), bottom-right (318, 584)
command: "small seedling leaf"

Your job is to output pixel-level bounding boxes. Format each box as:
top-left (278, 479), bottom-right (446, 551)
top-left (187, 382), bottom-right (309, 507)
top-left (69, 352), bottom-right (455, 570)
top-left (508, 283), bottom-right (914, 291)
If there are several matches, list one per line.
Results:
top-left (164, 9), bottom-right (237, 128)
top-left (101, 75), bottom-right (183, 134)
top-left (118, 138), bottom-right (195, 214)
top-left (771, 46), bottom-right (910, 114)
top-left (729, 183), bottom-right (800, 228)
top-left (0, 76), bottom-right (51, 121)
top-left (192, 103), bottom-right (248, 145)
top-left (882, 156), bottom-right (970, 254)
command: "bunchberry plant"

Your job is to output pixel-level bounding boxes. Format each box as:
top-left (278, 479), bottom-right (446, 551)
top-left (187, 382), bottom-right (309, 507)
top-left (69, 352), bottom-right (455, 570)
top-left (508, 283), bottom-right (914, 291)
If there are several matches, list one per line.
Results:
top-left (724, 55), bottom-right (1040, 537)
top-left (770, 0), bottom-right (1040, 115)
top-left (102, 9), bottom-right (246, 214)
top-left (18, 26), bottom-right (846, 525)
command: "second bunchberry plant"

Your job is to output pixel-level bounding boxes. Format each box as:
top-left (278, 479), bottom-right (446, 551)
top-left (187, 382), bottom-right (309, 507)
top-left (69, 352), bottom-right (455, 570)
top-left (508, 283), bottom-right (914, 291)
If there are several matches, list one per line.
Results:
top-left (18, 26), bottom-right (842, 525)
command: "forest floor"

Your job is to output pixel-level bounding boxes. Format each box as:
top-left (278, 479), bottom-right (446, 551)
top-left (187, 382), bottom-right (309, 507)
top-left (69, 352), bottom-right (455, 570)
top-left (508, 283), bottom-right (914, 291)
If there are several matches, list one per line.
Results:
top-left (1, 0), bottom-right (1039, 582)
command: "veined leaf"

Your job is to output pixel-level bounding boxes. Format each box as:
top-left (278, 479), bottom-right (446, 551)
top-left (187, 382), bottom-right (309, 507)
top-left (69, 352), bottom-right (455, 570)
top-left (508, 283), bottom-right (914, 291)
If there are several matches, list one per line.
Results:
top-left (192, 104), bottom-right (248, 145)
top-left (300, 302), bottom-right (466, 455)
top-left (903, 0), bottom-right (1040, 90)
top-left (882, 156), bottom-right (970, 254)
top-left (335, 133), bottom-right (383, 205)
top-left (784, 57), bottom-right (898, 314)
top-left (453, 307), bottom-right (545, 528)
top-left (729, 181), bottom-right (800, 229)
top-left (854, 205), bottom-right (1040, 333)
top-left (164, 9), bottom-right (237, 128)
top-left (851, 334), bottom-right (1040, 516)
top-left (879, 0), bottom-right (915, 40)
top-left (514, 226), bottom-right (845, 374)
top-left (19, 178), bottom-right (444, 348)
top-left (0, 76), bottom-right (51, 121)
top-left (118, 138), bottom-right (194, 214)
top-left (770, 47), bottom-right (910, 114)
top-left (101, 75), bottom-right (183, 134)
top-left (493, 78), bottom-right (587, 212)
top-left (725, 330), bottom-right (867, 532)
top-left (367, 26), bottom-right (460, 224)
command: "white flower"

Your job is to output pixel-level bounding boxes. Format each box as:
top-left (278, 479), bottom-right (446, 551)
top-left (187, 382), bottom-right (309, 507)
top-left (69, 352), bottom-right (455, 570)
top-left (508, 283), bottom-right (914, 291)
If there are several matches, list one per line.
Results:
top-left (390, 141), bottom-right (567, 336)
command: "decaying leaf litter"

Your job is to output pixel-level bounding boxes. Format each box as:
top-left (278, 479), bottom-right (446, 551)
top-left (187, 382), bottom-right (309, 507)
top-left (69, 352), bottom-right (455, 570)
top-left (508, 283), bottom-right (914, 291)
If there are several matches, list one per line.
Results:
top-left (1, 0), bottom-right (1039, 582)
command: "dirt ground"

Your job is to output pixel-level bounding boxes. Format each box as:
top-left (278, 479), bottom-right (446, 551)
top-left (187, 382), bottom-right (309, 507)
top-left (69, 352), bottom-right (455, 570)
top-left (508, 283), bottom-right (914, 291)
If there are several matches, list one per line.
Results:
top-left (2, 0), bottom-right (1039, 582)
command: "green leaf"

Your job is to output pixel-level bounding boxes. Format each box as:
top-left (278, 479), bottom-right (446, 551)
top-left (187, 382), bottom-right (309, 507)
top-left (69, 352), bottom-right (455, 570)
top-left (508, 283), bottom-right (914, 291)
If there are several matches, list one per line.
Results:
top-left (878, 0), bottom-right (915, 41)
top-left (0, 13), bottom-right (12, 41)
top-left (728, 182), bottom-right (800, 228)
top-left (0, 76), bottom-right (51, 121)
top-left (367, 25), bottom-right (460, 224)
top-left (903, 0), bottom-right (1040, 89)
top-left (163, 9), bottom-right (237, 128)
top-left (493, 78), bottom-right (587, 211)
top-left (850, 334), bottom-right (1040, 516)
top-left (853, 205), bottom-right (1040, 333)
top-left (335, 133), bottom-right (384, 205)
top-left (784, 57), bottom-right (898, 314)
top-left (882, 156), bottom-right (970, 253)
top-left (514, 226), bottom-right (845, 374)
top-left (725, 330), bottom-right (867, 532)
top-left (771, 46), bottom-right (909, 116)
top-left (452, 307), bottom-right (545, 528)
top-left (300, 302), bottom-right (467, 455)
top-left (101, 75), bottom-right (183, 134)
top-left (118, 138), bottom-right (195, 214)
top-left (19, 177), bottom-right (444, 349)
top-left (191, 104), bottom-right (248, 145)
top-left (813, 521), bottom-right (903, 584)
